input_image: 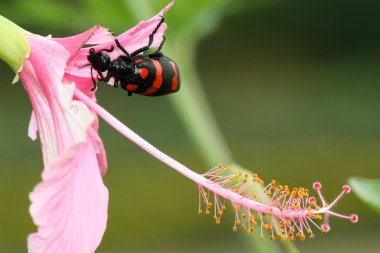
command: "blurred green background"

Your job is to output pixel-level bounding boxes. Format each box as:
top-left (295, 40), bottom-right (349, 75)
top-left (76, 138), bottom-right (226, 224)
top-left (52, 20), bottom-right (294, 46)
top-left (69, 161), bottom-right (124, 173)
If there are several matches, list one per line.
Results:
top-left (1, 0), bottom-right (380, 252)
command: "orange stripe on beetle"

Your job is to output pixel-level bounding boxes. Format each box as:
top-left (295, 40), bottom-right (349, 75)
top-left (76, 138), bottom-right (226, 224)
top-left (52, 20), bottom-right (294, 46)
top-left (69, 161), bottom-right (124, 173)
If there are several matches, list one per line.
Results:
top-left (169, 61), bottom-right (179, 91)
top-left (142, 59), bottom-right (163, 95)
top-left (139, 68), bottom-right (149, 79)
top-left (126, 84), bottom-right (138, 91)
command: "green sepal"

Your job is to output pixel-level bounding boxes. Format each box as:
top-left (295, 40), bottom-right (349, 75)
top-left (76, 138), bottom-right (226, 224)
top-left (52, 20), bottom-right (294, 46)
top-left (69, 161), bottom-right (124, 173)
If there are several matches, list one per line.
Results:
top-left (0, 15), bottom-right (30, 73)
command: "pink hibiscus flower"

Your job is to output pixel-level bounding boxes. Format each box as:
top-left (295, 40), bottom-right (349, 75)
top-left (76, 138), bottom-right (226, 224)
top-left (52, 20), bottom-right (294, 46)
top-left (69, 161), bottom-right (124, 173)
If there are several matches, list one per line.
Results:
top-left (18, 3), bottom-right (172, 253)
top-left (0, 1), bottom-right (357, 252)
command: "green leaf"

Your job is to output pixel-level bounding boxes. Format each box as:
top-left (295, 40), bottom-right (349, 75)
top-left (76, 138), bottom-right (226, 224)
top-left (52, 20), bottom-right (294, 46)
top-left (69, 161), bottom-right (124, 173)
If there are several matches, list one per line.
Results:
top-left (349, 177), bottom-right (380, 214)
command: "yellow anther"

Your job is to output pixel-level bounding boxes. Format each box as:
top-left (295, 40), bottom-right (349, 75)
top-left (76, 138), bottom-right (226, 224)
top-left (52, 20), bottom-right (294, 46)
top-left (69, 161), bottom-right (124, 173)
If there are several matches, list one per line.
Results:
top-left (269, 207), bottom-right (274, 212)
top-left (245, 174), bottom-right (249, 178)
top-left (242, 225), bottom-right (247, 230)
top-left (260, 235), bottom-right (265, 241)
top-left (236, 205), bottom-right (241, 210)
top-left (198, 210), bottom-right (203, 215)
top-left (270, 236), bottom-right (275, 240)
top-left (215, 219), bottom-right (220, 225)
top-left (205, 210), bottom-right (210, 215)
top-left (242, 213), bottom-right (247, 219)
top-left (276, 234), bottom-right (282, 239)
top-left (263, 224), bottom-right (272, 231)
top-left (315, 214), bottom-right (323, 221)
top-left (217, 210), bottom-right (223, 216)
top-left (207, 202), bottom-right (212, 208)
top-left (309, 234), bottom-right (315, 239)
top-left (306, 228), bottom-right (311, 234)
top-left (232, 226), bottom-right (238, 232)
top-left (236, 219), bottom-right (241, 225)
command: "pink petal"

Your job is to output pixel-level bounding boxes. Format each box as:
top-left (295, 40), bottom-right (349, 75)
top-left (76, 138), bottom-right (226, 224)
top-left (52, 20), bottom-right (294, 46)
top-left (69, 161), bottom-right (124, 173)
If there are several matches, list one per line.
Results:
top-left (28, 111), bottom-right (38, 141)
top-left (20, 35), bottom-right (108, 253)
top-left (52, 25), bottom-right (114, 61)
top-left (65, 1), bottom-right (173, 80)
top-left (28, 137), bottom-right (108, 253)
top-left (21, 36), bottom-right (92, 163)
top-left (88, 117), bottom-right (108, 176)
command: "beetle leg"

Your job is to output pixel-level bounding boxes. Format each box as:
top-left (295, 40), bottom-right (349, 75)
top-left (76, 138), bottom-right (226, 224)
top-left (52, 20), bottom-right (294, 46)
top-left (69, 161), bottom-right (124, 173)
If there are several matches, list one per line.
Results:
top-left (131, 16), bottom-right (165, 57)
top-left (101, 71), bottom-right (112, 82)
top-left (90, 67), bottom-right (97, 91)
top-left (114, 38), bottom-right (133, 61)
top-left (155, 35), bottom-right (166, 53)
top-left (97, 71), bottom-right (105, 81)
top-left (99, 45), bottom-right (114, 53)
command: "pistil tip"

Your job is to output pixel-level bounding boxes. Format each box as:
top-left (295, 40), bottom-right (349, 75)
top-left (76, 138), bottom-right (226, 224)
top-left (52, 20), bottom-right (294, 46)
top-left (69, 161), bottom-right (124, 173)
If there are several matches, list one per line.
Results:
top-left (313, 182), bottom-right (321, 190)
top-left (308, 197), bottom-right (316, 204)
top-left (321, 224), bottom-right (330, 232)
top-left (351, 214), bottom-right (358, 223)
top-left (343, 185), bottom-right (351, 193)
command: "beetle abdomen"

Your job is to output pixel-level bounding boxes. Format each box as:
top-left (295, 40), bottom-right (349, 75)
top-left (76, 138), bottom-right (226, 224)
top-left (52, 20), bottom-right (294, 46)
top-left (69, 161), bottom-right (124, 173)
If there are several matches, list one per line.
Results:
top-left (122, 55), bottom-right (181, 96)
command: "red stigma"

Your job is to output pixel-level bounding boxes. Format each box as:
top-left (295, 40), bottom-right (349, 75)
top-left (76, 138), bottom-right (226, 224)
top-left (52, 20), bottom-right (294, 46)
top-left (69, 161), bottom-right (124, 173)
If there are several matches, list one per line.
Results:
top-left (313, 182), bottom-right (321, 190)
top-left (351, 214), bottom-right (358, 223)
top-left (343, 185), bottom-right (351, 193)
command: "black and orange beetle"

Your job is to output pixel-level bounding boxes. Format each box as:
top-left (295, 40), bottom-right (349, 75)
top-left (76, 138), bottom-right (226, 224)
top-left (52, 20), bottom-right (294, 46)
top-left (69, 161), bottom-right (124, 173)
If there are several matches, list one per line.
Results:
top-left (87, 17), bottom-right (181, 96)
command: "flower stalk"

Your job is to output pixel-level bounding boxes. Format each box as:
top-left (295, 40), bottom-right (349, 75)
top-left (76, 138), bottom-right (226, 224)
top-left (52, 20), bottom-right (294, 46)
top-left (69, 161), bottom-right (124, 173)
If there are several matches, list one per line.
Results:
top-left (74, 88), bottom-right (357, 241)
